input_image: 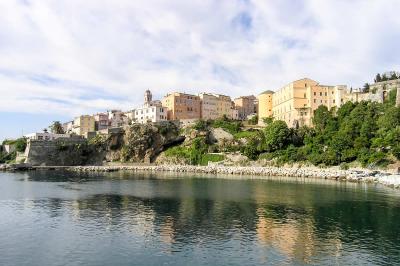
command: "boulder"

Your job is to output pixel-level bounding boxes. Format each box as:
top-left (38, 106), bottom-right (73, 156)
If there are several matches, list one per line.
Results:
top-left (209, 128), bottom-right (234, 145)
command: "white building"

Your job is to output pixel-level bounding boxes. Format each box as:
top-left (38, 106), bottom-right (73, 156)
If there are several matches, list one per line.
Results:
top-left (133, 90), bottom-right (168, 124)
top-left (24, 132), bottom-right (71, 141)
top-left (108, 110), bottom-right (128, 128)
top-left (62, 121), bottom-right (74, 134)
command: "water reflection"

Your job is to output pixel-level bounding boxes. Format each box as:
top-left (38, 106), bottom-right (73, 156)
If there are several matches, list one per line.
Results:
top-left (0, 171), bottom-right (400, 265)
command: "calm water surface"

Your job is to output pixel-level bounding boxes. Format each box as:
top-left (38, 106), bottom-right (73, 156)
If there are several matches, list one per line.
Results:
top-left (1, 170), bottom-right (400, 266)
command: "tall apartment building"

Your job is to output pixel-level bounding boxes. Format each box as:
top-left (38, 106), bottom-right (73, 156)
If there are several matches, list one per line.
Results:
top-left (199, 93), bottom-right (233, 120)
top-left (234, 95), bottom-right (257, 120)
top-left (257, 90), bottom-right (274, 124)
top-left (162, 92), bottom-right (201, 120)
top-left (73, 115), bottom-right (95, 137)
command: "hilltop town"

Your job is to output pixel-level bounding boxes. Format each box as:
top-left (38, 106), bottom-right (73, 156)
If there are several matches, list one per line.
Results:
top-left (1, 72), bottom-right (400, 174)
top-left (23, 72), bottom-right (400, 140)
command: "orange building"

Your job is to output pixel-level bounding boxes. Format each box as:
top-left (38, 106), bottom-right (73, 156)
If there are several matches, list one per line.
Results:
top-left (257, 90), bottom-right (274, 124)
top-left (234, 95), bottom-right (257, 120)
top-left (162, 92), bottom-right (201, 120)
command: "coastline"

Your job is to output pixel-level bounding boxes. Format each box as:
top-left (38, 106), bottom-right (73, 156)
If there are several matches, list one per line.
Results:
top-left (2, 164), bottom-right (398, 189)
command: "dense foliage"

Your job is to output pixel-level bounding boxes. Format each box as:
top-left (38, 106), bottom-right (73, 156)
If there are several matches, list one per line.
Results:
top-left (165, 137), bottom-right (225, 165)
top-left (240, 91), bottom-right (400, 168)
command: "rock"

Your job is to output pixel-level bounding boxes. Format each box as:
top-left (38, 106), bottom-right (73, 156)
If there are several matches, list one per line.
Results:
top-left (209, 128), bottom-right (234, 145)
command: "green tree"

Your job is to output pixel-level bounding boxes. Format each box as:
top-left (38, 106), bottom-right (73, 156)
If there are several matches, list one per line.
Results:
top-left (264, 120), bottom-right (290, 151)
top-left (362, 83), bottom-right (370, 92)
top-left (312, 105), bottom-right (336, 133)
top-left (375, 73), bottom-right (382, 83)
top-left (50, 121), bottom-right (65, 134)
top-left (390, 72), bottom-right (398, 80)
top-left (248, 115), bottom-right (258, 125)
top-left (262, 117), bottom-right (273, 125)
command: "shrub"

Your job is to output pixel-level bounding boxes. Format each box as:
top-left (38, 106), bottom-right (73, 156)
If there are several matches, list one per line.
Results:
top-left (193, 120), bottom-right (209, 131)
top-left (234, 131), bottom-right (258, 139)
top-left (211, 119), bottom-right (242, 134)
top-left (200, 154), bottom-right (225, 166)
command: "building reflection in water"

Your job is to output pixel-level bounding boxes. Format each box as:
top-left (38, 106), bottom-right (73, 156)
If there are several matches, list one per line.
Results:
top-left (11, 170), bottom-right (400, 265)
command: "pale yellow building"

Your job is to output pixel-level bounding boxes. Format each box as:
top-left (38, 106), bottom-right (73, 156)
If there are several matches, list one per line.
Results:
top-left (199, 93), bottom-right (233, 120)
top-left (73, 115), bottom-right (95, 137)
top-left (272, 78), bottom-right (353, 127)
top-left (162, 92), bottom-right (201, 120)
top-left (257, 90), bottom-right (274, 124)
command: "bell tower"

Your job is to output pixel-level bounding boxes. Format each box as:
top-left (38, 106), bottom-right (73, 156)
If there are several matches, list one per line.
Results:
top-left (144, 89), bottom-right (152, 105)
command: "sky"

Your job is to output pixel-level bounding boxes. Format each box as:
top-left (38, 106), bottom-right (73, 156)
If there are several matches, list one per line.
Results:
top-left (0, 0), bottom-right (399, 141)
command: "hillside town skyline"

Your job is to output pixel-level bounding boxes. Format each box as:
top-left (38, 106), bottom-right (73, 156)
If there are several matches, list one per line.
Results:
top-left (7, 71), bottom-right (396, 143)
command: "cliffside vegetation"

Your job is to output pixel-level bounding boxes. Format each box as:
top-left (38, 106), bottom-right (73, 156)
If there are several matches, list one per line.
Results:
top-left (163, 90), bottom-right (400, 168)
top-left (0, 138), bottom-right (27, 163)
top-left (240, 89), bottom-right (400, 168)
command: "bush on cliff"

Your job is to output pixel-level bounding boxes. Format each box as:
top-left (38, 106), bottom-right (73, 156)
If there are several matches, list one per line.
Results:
top-left (211, 118), bottom-right (242, 134)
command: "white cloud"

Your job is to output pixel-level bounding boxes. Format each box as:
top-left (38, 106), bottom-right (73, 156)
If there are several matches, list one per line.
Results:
top-left (0, 0), bottom-right (399, 117)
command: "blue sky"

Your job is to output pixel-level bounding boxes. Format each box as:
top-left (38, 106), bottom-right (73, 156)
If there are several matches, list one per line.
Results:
top-left (0, 0), bottom-right (400, 141)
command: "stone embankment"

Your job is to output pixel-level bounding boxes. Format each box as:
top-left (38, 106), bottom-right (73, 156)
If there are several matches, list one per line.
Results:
top-left (0, 163), bottom-right (34, 171)
top-left (66, 164), bottom-right (400, 188)
top-left (2, 163), bottom-right (400, 189)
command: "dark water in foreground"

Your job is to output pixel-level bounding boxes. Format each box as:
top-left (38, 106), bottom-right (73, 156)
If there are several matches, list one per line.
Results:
top-left (1, 171), bottom-right (400, 266)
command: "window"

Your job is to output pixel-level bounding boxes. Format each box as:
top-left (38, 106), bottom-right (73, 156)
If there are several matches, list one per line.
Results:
top-left (333, 99), bottom-right (336, 103)
top-left (314, 92), bottom-right (316, 96)
top-left (314, 99), bottom-right (316, 103)
top-left (325, 92), bottom-right (327, 96)
top-left (320, 92), bottom-right (322, 96)
top-left (304, 93), bottom-right (306, 98)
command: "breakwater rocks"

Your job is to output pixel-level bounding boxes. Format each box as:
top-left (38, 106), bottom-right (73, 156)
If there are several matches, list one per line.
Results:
top-left (66, 164), bottom-right (398, 185)
top-left (0, 163), bottom-right (34, 171)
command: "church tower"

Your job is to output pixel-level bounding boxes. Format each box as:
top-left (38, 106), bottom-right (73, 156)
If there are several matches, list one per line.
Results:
top-left (144, 89), bottom-right (152, 105)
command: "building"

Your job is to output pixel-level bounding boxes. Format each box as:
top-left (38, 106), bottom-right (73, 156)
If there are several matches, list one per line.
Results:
top-left (107, 110), bottom-right (128, 128)
top-left (62, 121), bottom-right (74, 134)
top-left (93, 113), bottom-right (109, 131)
top-left (162, 92), bottom-right (201, 120)
top-left (231, 107), bottom-right (239, 120)
top-left (272, 78), bottom-right (354, 127)
top-left (133, 90), bottom-right (168, 124)
top-left (73, 115), bottom-right (95, 137)
top-left (24, 132), bottom-right (71, 141)
top-left (367, 78), bottom-right (400, 103)
top-left (257, 90), bottom-right (274, 124)
top-left (198, 93), bottom-right (233, 120)
top-left (199, 93), bottom-right (219, 120)
top-left (234, 95), bottom-right (257, 120)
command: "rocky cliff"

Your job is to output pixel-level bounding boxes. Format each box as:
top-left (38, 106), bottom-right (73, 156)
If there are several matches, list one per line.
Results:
top-left (106, 122), bottom-right (184, 163)
top-left (25, 122), bottom-right (184, 166)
